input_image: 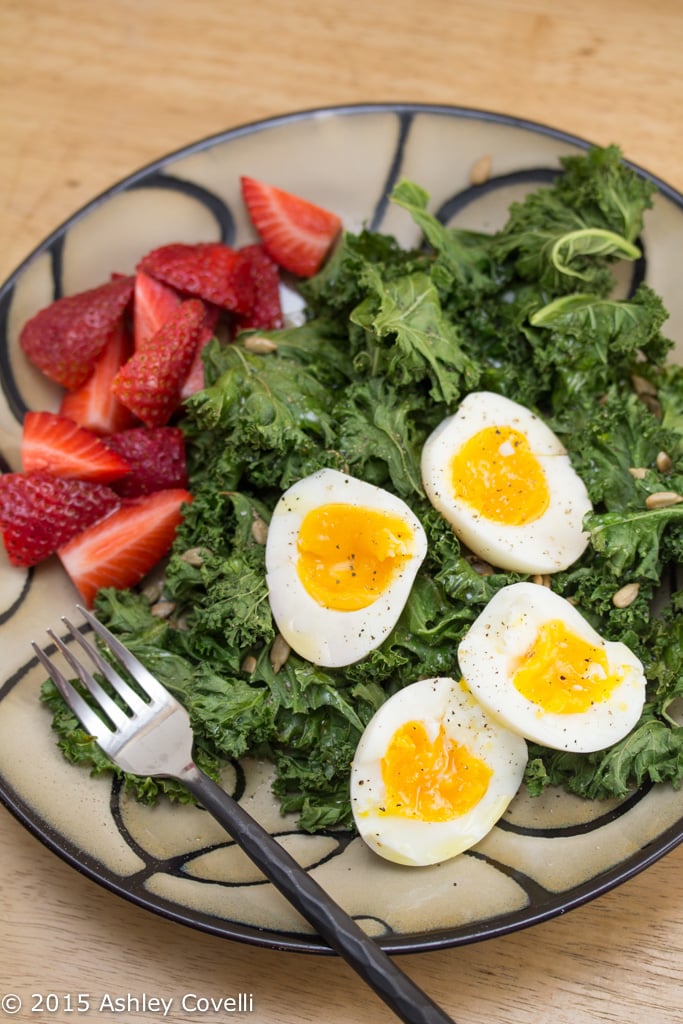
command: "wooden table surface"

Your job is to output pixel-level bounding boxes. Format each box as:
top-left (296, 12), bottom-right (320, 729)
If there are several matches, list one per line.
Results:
top-left (2, 2), bottom-right (683, 1022)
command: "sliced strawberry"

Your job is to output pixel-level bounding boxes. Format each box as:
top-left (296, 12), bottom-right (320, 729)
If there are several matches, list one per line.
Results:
top-left (21, 411), bottom-right (131, 483)
top-left (0, 472), bottom-right (121, 567)
top-left (235, 244), bottom-right (283, 332)
top-left (19, 275), bottom-right (134, 389)
top-left (133, 269), bottom-right (181, 350)
top-left (57, 487), bottom-right (192, 605)
top-left (104, 426), bottom-right (188, 497)
top-left (112, 299), bottom-right (205, 428)
top-left (180, 341), bottom-right (210, 399)
top-left (138, 242), bottom-right (254, 313)
top-left (59, 319), bottom-right (137, 435)
top-left (240, 177), bottom-right (342, 278)
top-left (179, 302), bottom-right (221, 399)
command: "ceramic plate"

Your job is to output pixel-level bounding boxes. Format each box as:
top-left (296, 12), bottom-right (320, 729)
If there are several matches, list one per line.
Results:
top-left (1, 103), bottom-right (682, 955)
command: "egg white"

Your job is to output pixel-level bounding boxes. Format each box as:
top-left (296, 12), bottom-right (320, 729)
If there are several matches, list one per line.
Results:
top-left (265, 468), bottom-right (428, 668)
top-left (457, 582), bottom-right (647, 753)
top-left (421, 391), bottom-right (592, 574)
top-left (350, 676), bottom-right (528, 866)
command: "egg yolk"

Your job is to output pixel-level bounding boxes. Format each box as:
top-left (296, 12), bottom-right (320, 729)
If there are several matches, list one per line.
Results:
top-left (380, 720), bottom-right (492, 822)
top-left (297, 503), bottom-right (414, 611)
top-left (450, 425), bottom-right (550, 525)
top-left (513, 618), bottom-right (623, 714)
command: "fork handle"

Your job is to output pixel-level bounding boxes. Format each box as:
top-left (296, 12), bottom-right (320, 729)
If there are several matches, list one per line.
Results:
top-left (179, 764), bottom-right (455, 1024)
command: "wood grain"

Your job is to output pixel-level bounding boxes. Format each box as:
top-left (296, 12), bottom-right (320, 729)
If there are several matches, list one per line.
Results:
top-left (2, 2), bottom-right (683, 1022)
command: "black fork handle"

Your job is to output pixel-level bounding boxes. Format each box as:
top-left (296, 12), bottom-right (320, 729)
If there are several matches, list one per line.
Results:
top-left (180, 764), bottom-right (455, 1024)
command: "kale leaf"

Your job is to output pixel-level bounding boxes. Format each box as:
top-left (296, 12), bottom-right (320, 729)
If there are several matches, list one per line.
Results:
top-left (493, 145), bottom-right (655, 294)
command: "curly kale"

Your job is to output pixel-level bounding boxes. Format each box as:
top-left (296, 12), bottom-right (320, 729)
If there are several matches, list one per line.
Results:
top-left (41, 145), bottom-right (683, 829)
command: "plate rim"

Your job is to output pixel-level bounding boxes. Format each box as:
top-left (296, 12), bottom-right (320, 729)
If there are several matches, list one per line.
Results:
top-left (1, 101), bottom-right (682, 955)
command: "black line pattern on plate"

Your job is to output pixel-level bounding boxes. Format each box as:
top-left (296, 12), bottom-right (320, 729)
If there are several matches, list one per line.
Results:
top-left (50, 233), bottom-right (65, 301)
top-left (110, 749), bottom-right (358, 889)
top-left (368, 111), bottom-right (414, 231)
top-left (434, 167), bottom-right (561, 222)
top-left (108, 757), bottom-right (246, 873)
top-left (0, 240), bottom-right (65, 424)
top-left (465, 849), bottom-right (553, 905)
top-left (174, 827), bottom-right (356, 888)
top-left (351, 916), bottom-right (394, 937)
top-left (628, 237), bottom-right (647, 296)
top-left (498, 783), bottom-right (652, 838)
top-left (0, 282), bottom-right (27, 425)
top-left (0, 568), bottom-right (32, 626)
top-left (0, 649), bottom-right (37, 701)
top-left (129, 172), bottom-right (238, 246)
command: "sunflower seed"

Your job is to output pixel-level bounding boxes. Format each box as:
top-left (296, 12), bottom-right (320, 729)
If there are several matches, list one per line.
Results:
top-left (243, 334), bottom-right (278, 354)
top-left (241, 654), bottom-right (258, 674)
top-left (470, 154), bottom-right (492, 186)
top-left (645, 490), bottom-right (683, 509)
top-left (141, 580), bottom-right (164, 603)
top-left (612, 582), bottom-right (640, 609)
top-left (639, 394), bottom-right (662, 418)
top-left (269, 634), bottom-right (291, 673)
top-left (469, 558), bottom-right (494, 576)
top-left (631, 374), bottom-right (657, 397)
top-left (629, 467), bottom-right (647, 479)
top-left (150, 600), bottom-right (176, 619)
top-left (656, 450), bottom-right (673, 474)
top-left (180, 546), bottom-right (205, 567)
top-left (251, 516), bottom-right (269, 545)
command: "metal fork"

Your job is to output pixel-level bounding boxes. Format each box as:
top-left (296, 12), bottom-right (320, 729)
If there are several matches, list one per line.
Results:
top-left (33, 605), bottom-right (455, 1024)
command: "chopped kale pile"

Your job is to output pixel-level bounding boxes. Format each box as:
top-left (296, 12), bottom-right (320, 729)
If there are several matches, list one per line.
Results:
top-left (42, 145), bottom-right (683, 831)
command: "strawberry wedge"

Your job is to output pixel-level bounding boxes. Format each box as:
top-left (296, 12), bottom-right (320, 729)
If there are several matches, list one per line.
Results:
top-left (240, 177), bottom-right (342, 278)
top-left (138, 242), bottom-right (254, 313)
top-left (59, 319), bottom-right (137, 435)
top-left (133, 270), bottom-right (182, 350)
top-left (235, 243), bottom-right (283, 332)
top-left (58, 488), bottom-right (192, 606)
top-left (19, 275), bottom-right (134, 389)
top-left (0, 472), bottom-right (121, 567)
top-left (104, 426), bottom-right (188, 498)
top-left (21, 411), bottom-right (131, 483)
top-left (112, 298), bottom-right (205, 427)
top-left (179, 302), bottom-right (221, 399)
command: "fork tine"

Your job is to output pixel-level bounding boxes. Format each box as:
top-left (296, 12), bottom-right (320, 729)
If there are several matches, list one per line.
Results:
top-left (32, 641), bottom-right (110, 740)
top-left (77, 605), bottom-right (173, 704)
top-left (62, 618), bottom-right (148, 718)
top-left (49, 627), bottom-right (132, 730)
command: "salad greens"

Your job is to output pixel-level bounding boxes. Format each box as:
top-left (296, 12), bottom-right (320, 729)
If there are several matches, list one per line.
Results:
top-left (41, 145), bottom-right (683, 832)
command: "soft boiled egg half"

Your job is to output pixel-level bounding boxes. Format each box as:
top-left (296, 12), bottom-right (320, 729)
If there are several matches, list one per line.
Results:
top-left (350, 676), bottom-right (528, 866)
top-left (421, 391), bottom-right (592, 574)
top-left (458, 582), bottom-right (647, 753)
top-left (265, 468), bottom-right (428, 668)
